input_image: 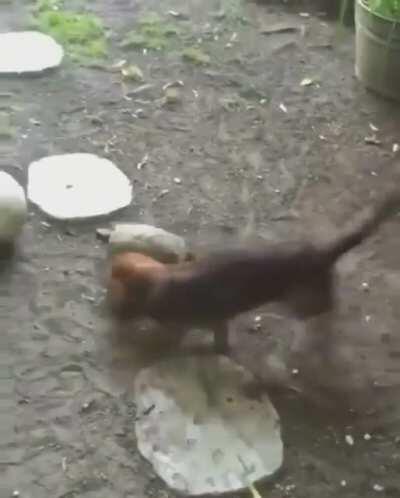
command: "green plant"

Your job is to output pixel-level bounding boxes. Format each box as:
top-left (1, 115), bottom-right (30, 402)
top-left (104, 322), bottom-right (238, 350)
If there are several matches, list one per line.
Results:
top-left (365, 0), bottom-right (400, 19)
top-left (32, 0), bottom-right (108, 60)
top-left (121, 12), bottom-right (182, 51)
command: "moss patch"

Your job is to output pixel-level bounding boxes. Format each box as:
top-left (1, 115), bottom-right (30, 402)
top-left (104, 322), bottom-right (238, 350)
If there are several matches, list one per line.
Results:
top-left (32, 0), bottom-right (108, 61)
top-left (121, 12), bottom-right (183, 51)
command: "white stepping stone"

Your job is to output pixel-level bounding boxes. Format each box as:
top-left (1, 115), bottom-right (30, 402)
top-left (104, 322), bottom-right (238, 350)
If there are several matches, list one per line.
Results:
top-left (0, 171), bottom-right (27, 243)
top-left (0, 31), bottom-right (63, 74)
top-left (134, 355), bottom-right (283, 496)
top-left (28, 153), bottom-right (132, 220)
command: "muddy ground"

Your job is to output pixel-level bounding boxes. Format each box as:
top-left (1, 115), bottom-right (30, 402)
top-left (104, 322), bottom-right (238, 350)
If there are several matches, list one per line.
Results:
top-left (2, 0), bottom-right (400, 497)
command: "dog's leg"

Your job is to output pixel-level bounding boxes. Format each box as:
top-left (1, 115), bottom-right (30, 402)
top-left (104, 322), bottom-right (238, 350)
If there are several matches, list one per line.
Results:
top-left (213, 321), bottom-right (230, 354)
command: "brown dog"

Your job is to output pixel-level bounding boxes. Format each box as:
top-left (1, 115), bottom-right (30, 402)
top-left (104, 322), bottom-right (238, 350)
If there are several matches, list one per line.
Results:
top-left (107, 191), bottom-right (400, 353)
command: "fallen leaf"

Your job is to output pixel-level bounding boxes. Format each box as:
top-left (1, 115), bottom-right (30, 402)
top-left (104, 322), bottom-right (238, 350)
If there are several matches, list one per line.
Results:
top-left (364, 135), bottom-right (381, 146)
top-left (163, 87), bottom-right (181, 105)
top-left (137, 153), bottom-right (149, 170)
top-left (182, 47), bottom-right (210, 65)
top-left (345, 434), bottom-right (354, 446)
top-left (168, 10), bottom-right (188, 19)
top-left (121, 64), bottom-right (144, 81)
top-left (260, 22), bottom-right (300, 35)
top-left (300, 77), bottom-right (314, 86)
top-left (162, 80), bottom-right (184, 91)
top-left (279, 102), bottom-right (288, 113)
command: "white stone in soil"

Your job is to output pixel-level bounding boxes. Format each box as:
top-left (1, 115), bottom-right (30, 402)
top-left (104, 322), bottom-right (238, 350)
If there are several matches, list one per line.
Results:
top-left (0, 32), bottom-right (63, 74)
top-left (28, 153), bottom-right (132, 220)
top-left (134, 355), bottom-right (283, 496)
top-left (0, 172), bottom-right (27, 243)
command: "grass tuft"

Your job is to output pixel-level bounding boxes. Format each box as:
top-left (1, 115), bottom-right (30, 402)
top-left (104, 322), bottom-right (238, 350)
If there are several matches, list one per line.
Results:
top-left (121, 11), bottom-right (181, 51)
top-left (31, 0), bottom-right (108, 61)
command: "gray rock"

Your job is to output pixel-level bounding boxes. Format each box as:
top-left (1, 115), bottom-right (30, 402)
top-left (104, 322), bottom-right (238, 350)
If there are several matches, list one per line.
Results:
top-left (134, 355), bottom-right (283, 495)
top-left (109, 223), bottom-right (190, 263)
top-left (0, 171), bottom-right (27, 243)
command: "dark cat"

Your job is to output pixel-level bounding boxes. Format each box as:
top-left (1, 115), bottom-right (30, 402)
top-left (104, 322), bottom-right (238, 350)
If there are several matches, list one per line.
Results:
top-left (108, 190), bottom-right (400, 353)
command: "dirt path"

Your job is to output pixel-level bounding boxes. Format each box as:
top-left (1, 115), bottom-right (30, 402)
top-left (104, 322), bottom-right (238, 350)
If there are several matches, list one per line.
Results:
top-left (2, 1), bottom-right (400, 497)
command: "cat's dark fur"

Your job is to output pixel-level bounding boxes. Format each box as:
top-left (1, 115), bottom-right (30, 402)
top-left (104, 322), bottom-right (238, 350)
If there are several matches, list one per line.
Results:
top-left (109, 191), bottom-right (400, 353)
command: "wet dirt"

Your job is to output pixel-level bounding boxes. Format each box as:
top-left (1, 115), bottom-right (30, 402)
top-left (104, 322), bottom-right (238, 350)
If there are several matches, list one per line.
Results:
top-left (2, 0), bottom-right (400, 497)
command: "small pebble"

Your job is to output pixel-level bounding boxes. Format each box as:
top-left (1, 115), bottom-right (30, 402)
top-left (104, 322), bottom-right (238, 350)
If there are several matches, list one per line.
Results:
top-left (345, 434), bottom-right (354, 446)
top-left (291, 368), bottom-right (299, 376)
top-left (173, 177), bottom-right (182, 185)
top-left (361, 282), bottom-right (369, 291)
top-left (279, 102), bottom-right (288, 113)
top-left (373, 484), bottom-right (384, 492)
top-left (364, 135), bottom-right (381, 146)
top-left (249, 315), bottom-right (262, 333)
top-left (12, 491), bottom-right (19, 498)
top-left (364, 433), bottom-right (372, 441)
top-left (341, 480), bottom-right (347, 487)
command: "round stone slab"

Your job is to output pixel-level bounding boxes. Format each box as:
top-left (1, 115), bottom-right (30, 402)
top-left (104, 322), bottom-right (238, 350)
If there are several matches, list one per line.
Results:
top-left (0, 171), bottom-right (27, 243)
top-left (0, 32), bottom-right (63, 74)
top-left (28, 153), bottom-right (132, 220)
top-left (134, 355), bottom-right (283, 496)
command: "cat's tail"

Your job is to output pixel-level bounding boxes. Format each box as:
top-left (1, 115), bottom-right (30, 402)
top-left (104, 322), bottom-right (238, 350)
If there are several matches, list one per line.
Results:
top-left (323, 190), bottom-right (400, 263)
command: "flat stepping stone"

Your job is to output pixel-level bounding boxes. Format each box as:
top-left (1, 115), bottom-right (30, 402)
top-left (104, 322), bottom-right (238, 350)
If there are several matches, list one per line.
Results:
top-left (28, 153), bottom-right (132, 220)
top-left (134, 355), bottom-right (283, 496)
top-left (0, 171), bottom-right (27, 243)
top-left (0, 32), bottom-right (63, 74)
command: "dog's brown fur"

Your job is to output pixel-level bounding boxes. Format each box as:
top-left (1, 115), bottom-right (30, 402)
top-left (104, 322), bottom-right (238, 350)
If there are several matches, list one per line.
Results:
top-left (107, 191), bottom-right (400, 353)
